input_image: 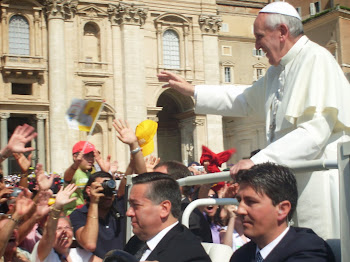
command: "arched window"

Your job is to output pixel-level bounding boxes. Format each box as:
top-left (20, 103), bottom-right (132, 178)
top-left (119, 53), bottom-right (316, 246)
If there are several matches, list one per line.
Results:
top-left (163, 30), bottom-right (180, 69)
top-left (83, 22), bottom-right (101, 62)
top-left (9, 15), bottom-right (30, 55)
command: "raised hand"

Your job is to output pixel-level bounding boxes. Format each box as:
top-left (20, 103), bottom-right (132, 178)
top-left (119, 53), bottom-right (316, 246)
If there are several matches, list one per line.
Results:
top-left (13, 188), bottom-right (35, 219)
top-left (229, 159), bottom-right (254, 179)
top-left (94, 150), bottom-right (111, 173)
top-left (35, 190), bottom-right (52, 218)
top-left (112, 119), bottom-right (138, 145)
top-left (54, 184), bottom-right (77, 210)
top-left (36, 163), bottom-right (54, 191)
top-left (157, 71), bottom-right (195, 97)
top-left (6, 124), bottom-right (37, 155)
top-left (110, 160), bottom-right (119, 175)
top-left (145, 156), bottom-right (160, 172)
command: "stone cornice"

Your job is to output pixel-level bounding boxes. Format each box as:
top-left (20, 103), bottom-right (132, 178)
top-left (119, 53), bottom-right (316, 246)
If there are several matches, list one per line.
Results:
top-left (108, 2), bottom-right (148, 27)
top-left (45, 0), bottom-right (78, 20)
top-left (199, 14), bottom-right (222, 35)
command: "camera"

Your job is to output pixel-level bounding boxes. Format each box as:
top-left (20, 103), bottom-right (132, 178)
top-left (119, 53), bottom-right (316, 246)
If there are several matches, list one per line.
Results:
top-left (101, 179), bottom-right (117, 196)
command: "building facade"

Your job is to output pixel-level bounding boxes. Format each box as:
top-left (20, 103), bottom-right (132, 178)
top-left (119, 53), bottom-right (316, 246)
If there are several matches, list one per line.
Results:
top-left (1, 0), bottom-right (348, 175)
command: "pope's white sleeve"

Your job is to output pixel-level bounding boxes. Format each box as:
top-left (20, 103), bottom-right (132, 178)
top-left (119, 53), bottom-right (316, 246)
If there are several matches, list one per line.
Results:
top-left (194, 85), bottom-right (249, 117)
top-left (250, 109), bottom-right (337, 164)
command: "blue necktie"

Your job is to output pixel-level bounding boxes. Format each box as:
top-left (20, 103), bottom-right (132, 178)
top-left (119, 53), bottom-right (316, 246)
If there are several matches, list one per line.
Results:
top-left (256, 251), bottom-right (264, 262)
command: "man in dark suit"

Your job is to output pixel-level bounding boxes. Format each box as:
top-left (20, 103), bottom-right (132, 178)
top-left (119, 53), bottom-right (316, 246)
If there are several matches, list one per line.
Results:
top-left (154, 160), bottom-right (213, 243)
top-left (230, 163), bottom-right (335, 262)
top-left (124, 172), bottom-right (211, 262)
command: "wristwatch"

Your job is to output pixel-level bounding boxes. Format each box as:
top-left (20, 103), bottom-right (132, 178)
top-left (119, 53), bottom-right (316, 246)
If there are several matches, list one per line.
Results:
top-left (4, 213), bottom-right (20, 224)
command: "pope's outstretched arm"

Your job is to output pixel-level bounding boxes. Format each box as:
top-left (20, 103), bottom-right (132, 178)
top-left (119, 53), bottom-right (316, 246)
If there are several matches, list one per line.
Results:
top-left (157, 71), bottom-right (195, 97)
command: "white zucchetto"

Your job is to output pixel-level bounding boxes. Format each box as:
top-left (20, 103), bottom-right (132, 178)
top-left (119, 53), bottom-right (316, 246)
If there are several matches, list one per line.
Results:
top-left (259, 2), bottom-right (301, 20)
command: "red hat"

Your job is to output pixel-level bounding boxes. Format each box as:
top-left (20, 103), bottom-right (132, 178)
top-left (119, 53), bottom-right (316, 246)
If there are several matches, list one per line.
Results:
top-left (72, 141), bottom-right (95, 154)
top-left (200, 145), bottom-right (236, 173)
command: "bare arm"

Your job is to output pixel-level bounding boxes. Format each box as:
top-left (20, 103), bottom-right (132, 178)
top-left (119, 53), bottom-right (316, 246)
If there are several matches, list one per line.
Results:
top-left (64, 151), bottom-right (83, 183)
top-left (74, 182), bottom-right (103, 252)
top-left (157, 71), bottom-right (195, 97)
top-left (113, 119), bottom-right (147, 175)
top-left (0, 124), bottom-right (37, 163)
top-left (0, 189), bottom-right (35, 257)
top-left (37, 184), bottom-right (77, 261)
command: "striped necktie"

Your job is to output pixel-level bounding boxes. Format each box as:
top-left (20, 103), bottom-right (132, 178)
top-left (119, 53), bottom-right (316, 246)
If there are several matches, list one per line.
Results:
top-left (134, 242), bottom-right (149, 261)
top-left (256, 251), bottom-right (264, 262)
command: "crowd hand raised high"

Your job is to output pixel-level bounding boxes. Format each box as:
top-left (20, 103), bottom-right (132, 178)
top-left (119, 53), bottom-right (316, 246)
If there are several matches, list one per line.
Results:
top-left (14, 188), bottom-right (35, 219)
top-left (35, 190), bottom-right (52, 218)
top-left (94, 150), bottom-right (111, 173)
top-left (54, 183), bottom-right (77, 210)
top-left (112, 119), bottom-right (138, 146)
top-left (5, 124), bottom-right (37, 156)
top-left (229, 159), bottom-right (254, 179)
top-left (145, 156), bottom-right (160, 172)
top-left (36, 163), bottom-right (54, 191)
top-left (157, 71), bottom-right (195, 97)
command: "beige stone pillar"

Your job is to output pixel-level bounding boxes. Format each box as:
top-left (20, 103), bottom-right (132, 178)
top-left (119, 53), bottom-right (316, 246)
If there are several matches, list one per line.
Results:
top-left (36, 114), bottom-right (47, 170)
top-left (199, 15), bottom-right (225, 153)
top-left (0, 113), bottom-right (10, 176)
top-left (45, 0), bottom-right (77, 173)
top-left (108, 2), bottom-right (148, 170)
top-left (193, 117), bottom-right (207, 163)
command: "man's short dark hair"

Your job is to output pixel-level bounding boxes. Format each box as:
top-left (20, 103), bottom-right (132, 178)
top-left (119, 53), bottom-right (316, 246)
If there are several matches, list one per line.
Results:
top-left (236, 162), bottom-right (298, 220)
top-left (132, 172), bottom-right (181, 219)
top-left (154, 160), bottom-right (193, 197)
top-left (83, 171), bottom-right (113, 201)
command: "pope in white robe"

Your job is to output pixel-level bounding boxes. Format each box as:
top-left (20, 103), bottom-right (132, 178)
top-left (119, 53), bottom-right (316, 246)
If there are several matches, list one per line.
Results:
top-left (158, 2), bottom-right (350, 240)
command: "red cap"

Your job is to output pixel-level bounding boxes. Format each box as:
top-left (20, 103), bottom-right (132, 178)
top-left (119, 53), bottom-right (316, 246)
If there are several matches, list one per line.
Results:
top-left (72, 141), bottom-right (95, 154)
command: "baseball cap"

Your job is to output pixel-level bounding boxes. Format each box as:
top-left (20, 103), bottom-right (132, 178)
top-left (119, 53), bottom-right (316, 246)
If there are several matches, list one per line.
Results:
top-left (72, 141), bottom-right (96, 154)
top-left (259, 2), bottom-right (301, 20)
top-left (135, 120), bottom-right (158, 157)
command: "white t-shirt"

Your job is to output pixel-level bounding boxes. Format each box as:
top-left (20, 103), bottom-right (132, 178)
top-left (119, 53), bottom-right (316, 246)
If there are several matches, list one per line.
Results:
top-left (31, 241), bottom-right (93, 262)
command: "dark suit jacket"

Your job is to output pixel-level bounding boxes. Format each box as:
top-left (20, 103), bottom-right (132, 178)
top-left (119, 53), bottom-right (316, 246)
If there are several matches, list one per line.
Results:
top-left (230, 227), bottom-right (335, 262)
top-left (181, 197), bottom-right (213, 243)
top-left (124, 223), bottom-right (211, 262)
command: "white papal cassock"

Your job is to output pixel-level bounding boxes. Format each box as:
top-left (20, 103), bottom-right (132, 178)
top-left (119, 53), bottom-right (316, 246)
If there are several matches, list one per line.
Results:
top-left (194, 35), bottom-right (350, 240)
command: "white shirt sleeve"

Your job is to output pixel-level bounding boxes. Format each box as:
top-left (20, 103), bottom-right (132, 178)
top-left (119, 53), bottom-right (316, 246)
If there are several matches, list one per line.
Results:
top-left (251, 109), bottom-right (337, 164)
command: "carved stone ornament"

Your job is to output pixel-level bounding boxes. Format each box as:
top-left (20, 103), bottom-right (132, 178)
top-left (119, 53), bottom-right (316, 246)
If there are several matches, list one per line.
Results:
top-left (108, 2), bottom-right (148, 26)
top-left (198, 15), bottom-right (222, 34)
top-left (194, 119), bottom-right (205, 126)
top-left (36, 114), bottom-right (48, 121)
top-left (45, 0), bottom-right (78, 20)
top-left (0, 112), bottom-right (10, 120)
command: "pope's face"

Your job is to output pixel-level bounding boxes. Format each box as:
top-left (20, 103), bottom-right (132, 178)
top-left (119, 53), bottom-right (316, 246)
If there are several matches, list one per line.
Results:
top-left (254, 13), bottom-right (282, 66)
top-left (126, 183), bottom-right (163, 241)
top-left (236, 184), bottom-right (280, 245)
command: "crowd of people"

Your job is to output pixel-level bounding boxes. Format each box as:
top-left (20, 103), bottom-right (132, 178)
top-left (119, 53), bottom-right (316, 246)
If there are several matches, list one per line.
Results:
top-left (1, 1), bottom-right (348, 261)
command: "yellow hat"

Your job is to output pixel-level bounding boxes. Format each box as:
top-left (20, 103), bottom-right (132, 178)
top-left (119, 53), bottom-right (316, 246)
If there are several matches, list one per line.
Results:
top-left (135, 120), bottom-right (158, 156)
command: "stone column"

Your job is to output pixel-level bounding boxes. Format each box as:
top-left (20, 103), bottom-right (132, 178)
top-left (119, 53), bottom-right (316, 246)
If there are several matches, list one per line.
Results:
top-left (45, 0), bottom-right (77, 173)
top-left (0, 113), bottom-right (10, 176)
top-left (193, 117), bottom-right (206, 163)
top-left (108, 2), bottom-right (148, 169)
top-left (199, 15), bottom-right (224, 153)
top-left (36, 114), bottom-right (47, 170)
top-left (108, 2), bottom-right (148, 129)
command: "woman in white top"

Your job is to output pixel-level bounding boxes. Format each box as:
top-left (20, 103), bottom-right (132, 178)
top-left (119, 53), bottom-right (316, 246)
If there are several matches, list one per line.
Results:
top-left (31, 184), bottom-right (101, 262)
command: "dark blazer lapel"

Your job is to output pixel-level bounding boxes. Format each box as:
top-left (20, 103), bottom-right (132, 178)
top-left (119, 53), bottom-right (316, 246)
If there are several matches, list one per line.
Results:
top-left (145, 223), bottom-right (182, 261)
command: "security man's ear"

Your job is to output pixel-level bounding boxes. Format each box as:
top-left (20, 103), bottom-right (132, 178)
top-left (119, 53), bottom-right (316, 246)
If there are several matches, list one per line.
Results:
top-left (277, 200), bottom-right (291, 222)
top-left (159, 200), bottom-right (172, 219)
